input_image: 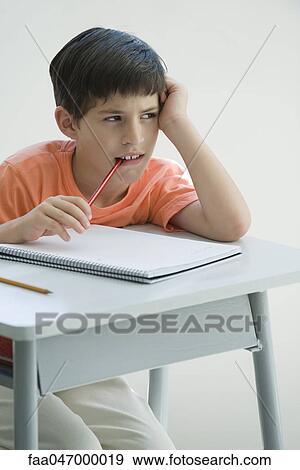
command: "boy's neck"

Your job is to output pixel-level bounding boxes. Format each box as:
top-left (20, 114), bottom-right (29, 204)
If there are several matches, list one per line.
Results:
top-left (71, 148), bottom-right (129, 208)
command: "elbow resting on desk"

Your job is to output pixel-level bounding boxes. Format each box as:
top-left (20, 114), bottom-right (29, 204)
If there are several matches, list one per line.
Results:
top-left (226, 216), bottom-right (251, 242)
top-left (202, 213), bottom-right (251, 242)
top-left (169, 200), bottom-right (252, 243)
top-left (196, 218), bottom-right (251, 243)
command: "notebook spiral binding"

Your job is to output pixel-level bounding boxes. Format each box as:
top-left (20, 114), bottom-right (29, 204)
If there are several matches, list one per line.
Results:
top-left (0, 246), bottom-right (153, 283)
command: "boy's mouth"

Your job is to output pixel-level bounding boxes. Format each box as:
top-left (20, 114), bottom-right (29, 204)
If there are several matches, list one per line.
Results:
top-left (115, 154), bottom-right (145, 165)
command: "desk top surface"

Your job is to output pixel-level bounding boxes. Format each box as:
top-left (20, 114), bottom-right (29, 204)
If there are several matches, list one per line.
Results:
top-left (1, 224), bottom-right (300, 339)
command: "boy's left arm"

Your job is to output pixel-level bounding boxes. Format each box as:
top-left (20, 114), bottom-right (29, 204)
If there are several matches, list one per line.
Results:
top-left (159, 76), bottom-right (252, 242)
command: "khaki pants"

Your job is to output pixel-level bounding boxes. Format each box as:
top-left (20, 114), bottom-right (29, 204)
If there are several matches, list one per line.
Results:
top-left (0, 377), bottom-right (176, 450)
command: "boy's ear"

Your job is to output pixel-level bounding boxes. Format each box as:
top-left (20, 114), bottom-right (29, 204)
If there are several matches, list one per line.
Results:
top-left (159, 96), bottom-right (163, 111)
top-left (158, 90), bottom-right (166, 112)
top-left (54, 106), bottom-right (78, 139)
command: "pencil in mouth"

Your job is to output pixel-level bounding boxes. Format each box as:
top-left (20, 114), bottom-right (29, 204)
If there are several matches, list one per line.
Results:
top-left (115, 154), bottom-right (145, 164)
top-left (115, 153), bottom-right (145, 161)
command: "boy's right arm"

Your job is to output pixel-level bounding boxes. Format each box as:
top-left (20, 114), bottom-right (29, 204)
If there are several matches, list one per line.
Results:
top-left (0, 218), bottom-right (22, 244)
top-left (0, 195), bottom-right (93, 244)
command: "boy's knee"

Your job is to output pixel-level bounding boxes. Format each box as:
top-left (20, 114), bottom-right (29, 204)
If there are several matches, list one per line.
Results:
top-left (137, 426), bottom-right (176, 450)
top-left (125, 387), bottom-right (176, 450)
top-left (122, 392), bottom-right (176, 450)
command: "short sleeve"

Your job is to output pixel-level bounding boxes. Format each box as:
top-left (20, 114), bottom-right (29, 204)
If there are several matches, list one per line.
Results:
top-left (149, 159), bottom-right (199, 232)
top-left (0, 161), bottom-right (35, 224)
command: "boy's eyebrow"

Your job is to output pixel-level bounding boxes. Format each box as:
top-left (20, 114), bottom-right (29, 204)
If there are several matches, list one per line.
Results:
top-left (97, 106), bottom-right (160, 114)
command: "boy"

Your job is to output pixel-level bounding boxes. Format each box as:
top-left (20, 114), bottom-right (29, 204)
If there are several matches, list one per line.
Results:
top-left (0, 27), bottom-right (251, 450)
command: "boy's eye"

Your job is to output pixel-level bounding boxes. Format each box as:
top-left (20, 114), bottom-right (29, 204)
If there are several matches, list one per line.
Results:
top-left (104, 113), bottom-right (157, 122)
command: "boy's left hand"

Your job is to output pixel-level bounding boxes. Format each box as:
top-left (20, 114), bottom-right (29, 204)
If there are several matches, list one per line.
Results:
top-left (159, 74), bottom-right (189, 132)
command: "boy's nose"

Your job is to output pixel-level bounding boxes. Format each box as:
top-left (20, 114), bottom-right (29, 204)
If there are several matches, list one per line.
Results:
top-left (122, 123), bottom-right (145, 146)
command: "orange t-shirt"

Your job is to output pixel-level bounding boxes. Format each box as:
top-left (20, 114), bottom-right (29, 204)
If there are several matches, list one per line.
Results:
top-left (0, 139), bottom-right (198, 362)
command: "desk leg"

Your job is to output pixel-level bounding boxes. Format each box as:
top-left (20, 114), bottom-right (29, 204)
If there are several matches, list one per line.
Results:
top-left (248, 291), bottom-right (284, 449)
top-left (148, 366), bottom-right (169, 429)
top-left (13, 340), bottom-right (38, 449)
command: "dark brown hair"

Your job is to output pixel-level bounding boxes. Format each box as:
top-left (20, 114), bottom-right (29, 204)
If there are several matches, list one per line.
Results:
top-left (49, 27), bottom-right (168, 125)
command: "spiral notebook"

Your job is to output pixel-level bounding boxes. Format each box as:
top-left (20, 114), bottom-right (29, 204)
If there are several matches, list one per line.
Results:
top-left (0, 225), bottom-right (242, 283)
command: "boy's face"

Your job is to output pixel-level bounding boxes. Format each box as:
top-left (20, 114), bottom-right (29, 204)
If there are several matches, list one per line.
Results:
top-left (72, 91), bottom-right (161, 185)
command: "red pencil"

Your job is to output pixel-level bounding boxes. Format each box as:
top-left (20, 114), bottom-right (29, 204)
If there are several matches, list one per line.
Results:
top-left (87, 159), bottom-right (124, 206)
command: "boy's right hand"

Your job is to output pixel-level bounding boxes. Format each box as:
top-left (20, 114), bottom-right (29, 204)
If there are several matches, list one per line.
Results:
top-left (14, 195), bottom-right (92, 243)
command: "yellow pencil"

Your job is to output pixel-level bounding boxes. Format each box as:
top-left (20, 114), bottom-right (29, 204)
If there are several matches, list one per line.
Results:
top-left (0, 276), bottom-right (52, 294)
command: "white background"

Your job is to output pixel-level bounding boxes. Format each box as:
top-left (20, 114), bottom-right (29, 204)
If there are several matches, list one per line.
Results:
top-left (0, 0), bottom-right (299, 449)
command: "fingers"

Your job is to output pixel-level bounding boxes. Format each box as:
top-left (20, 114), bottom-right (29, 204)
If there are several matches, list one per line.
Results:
top-left (44, 205), bottom-right (89, 235)
top-left (37, 197), bottom-right (91, 242)
top-left (58, 195), bottom-right (92, 220)
top-left (43, 216), bottom-right (71, 242)
top-left (43, 196), bottom-right (92, 234)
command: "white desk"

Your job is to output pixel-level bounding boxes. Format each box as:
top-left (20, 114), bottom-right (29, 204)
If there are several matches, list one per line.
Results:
top-left (1, 223), bottom-right (300, 450)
